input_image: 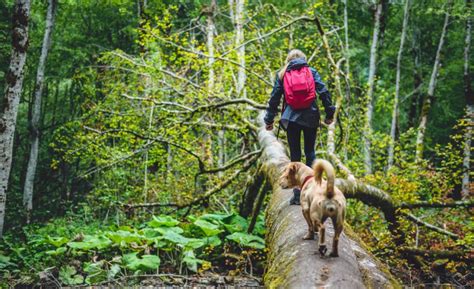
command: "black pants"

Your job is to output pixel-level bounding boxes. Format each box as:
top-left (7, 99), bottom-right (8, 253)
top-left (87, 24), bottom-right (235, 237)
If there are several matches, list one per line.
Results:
top-left (286, 122), bottom-right (317, 167)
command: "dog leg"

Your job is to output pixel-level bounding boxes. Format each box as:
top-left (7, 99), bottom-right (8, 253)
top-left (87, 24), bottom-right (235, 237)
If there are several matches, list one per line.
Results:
top-left (330, 217), bottom-right (343, 257)
top-left (317, 223), bottom-right (327, 256)
top-left (302, 208), bottom-right (314, 240)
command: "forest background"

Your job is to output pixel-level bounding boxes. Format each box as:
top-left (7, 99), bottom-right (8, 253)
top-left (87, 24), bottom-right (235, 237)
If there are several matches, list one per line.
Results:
top-left (0, 0), bottom-right (472, 287)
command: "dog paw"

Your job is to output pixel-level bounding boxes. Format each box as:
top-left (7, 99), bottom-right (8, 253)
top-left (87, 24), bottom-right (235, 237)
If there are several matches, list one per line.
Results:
top-left (329, 251), bottom-right (339, 257)
top-left (303, 233), bottom-right (314, 240)
top-left (318, 245), bottom-right (327, 256)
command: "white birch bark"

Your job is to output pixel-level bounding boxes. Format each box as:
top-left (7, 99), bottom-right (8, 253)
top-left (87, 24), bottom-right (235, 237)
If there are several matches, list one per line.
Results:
top-left (415, 0), bottom-right (452, 161)
top-left (0, 0), bottom-right (31, 237)
top-left (387, 0), bottom-right (410, 170)
top-left (235, 0), bottom-right (246, 98)
top-left (343, 0), bottom-right (350, 81)
top-left (23, 0), bottom-right (57, 222)
top-left (363, 0), bottom-right (384, 175)
top-left (462, 0), bottom-right (472, 198)
top-left (207, 0), bottom-right (216, 93)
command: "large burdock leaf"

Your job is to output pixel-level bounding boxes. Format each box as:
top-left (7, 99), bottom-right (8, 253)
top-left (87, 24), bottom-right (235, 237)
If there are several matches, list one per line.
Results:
top-left (68, 235), bottom-right (111, 250)
top-left (147, 215), bottom-right (180, 227)
top-left (161, 230), bottom-right (191, 245)
top-left (106, 230), bottom-right (142, 246)
top-left (193, 219), bottom-right (223, 236)
top-left (221, 214), bottom-right (249, 233)
top-left (84, 261), bottom-right (107, 284)
top-left (226, 232), bottom-right (265, 249)
top-left (123, 252), bottom-right (160, 272)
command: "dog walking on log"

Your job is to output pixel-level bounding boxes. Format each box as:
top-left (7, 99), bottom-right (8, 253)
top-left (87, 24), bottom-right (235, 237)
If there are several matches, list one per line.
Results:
top-left (279, 160), bottom-right (346, 257)
top-left (264, 49), bottom-right (335, 205)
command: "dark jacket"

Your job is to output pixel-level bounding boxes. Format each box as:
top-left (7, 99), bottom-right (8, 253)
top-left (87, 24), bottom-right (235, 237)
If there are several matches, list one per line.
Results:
top-left (263, 58), bottom-right (335, 129)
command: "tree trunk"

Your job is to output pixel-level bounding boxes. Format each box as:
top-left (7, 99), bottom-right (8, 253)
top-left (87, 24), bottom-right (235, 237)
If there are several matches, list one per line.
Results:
top-left (23, 0), bottom-right (57, 223)
top-left (257, 113), bottom-right (400, 288)
top-left (235, 0), bottom-right (246, 98)
top-left (343, 0), bottom-right (351, 101)
top-left (462, 0), bottom-right (472, 199)
top-left (363, 0), bottom-right (386, 174)
top-left (0, 0), bottom-right (31, 237)
top-left (387, 0), bottom-right (410, 170)
top-left (415, 0), bottom-right (452, 161)
top-left (409, 26), bottom-right (422, 128)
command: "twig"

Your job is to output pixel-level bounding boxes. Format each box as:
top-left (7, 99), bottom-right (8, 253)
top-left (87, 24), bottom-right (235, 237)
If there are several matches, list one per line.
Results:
top-left (398, 200), bottom-right (474, 209)
top-left (402, 212), bottom-right (459, 239)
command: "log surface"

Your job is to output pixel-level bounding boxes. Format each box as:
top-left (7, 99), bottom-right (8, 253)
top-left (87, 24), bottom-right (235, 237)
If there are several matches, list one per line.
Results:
top-left (258, 114), bottom-right (399, 289)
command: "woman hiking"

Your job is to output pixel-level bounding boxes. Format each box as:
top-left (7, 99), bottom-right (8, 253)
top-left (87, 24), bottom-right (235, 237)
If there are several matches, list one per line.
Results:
top-left (264, 49), bottom-right (335, 205)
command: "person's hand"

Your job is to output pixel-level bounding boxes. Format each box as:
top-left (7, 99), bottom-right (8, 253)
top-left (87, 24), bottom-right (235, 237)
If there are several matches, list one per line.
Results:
top-left (324, 118), bottom-right (333, 125)
top-left (265, 122), bottom-right (274, 131)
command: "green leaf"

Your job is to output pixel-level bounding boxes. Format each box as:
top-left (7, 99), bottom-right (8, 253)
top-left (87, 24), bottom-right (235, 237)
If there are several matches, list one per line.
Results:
top-left (181, 250), bottom-right (203, 272)
top-left (106, 230), bottom-right (142, 246)
top-left (193, 219), bottom-right (223, 236)
top-left (46, 236), bottom-right (69, 247)
top-left (59, 265), bottom-right (84, 285)
top-left (122, 252), bottom-right (160, 272)
top-left (161, 231), bottom-right (192, 246)
top-left (203, 235), bottom-right (222, 247)
top-left (45, 246), bottom-right (67, 256)
top-left (0, 254), bottom-right (15, 269)
top-left (147, 215), bottom-right (180, 228)
top-left (153, 226), bottom-right (184, 235)
top-left (226, 232), bottom-right (265, 249)
top-left (84, 261), bottom-right (107, 284)
top-left (221, 214), bottom-right (248, 233)
top-left (68, 235), bottom-right (111, 250)
top-left (107, 264), bottom-right (121, 280)
top-left (199, 213), bottom-right (233, 222)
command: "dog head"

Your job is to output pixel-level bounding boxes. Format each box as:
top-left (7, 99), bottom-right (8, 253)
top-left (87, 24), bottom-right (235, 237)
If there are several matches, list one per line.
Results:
top-left (279, 162), bottom-right (300, 189)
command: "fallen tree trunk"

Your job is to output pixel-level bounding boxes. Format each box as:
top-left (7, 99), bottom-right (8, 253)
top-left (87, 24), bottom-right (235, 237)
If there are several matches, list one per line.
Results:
top-left (258, 114), bottom-right (400, 289)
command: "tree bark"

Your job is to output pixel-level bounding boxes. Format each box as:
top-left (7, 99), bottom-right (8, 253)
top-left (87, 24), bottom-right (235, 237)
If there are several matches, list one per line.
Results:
top-left (343, 0), bottom-right (351, 101)
top-left (363, 0), bottom-right (386, 174)
top-left (23, 0), bottom-right (57, 223)
top-left (0, 0), bottom-right (31, 237)
top-left (409, 26), bottom-right (422, 128)
top-left (387, 0), bottom-right (410, 170)
top-left (234, 0), bottom-right (246, 98)
top-left (257, 113), bottom-right (400, 288)
top-left (415, 0), bottom-right (453, 161)
top-left (462, 0), bottom-right (472, 199)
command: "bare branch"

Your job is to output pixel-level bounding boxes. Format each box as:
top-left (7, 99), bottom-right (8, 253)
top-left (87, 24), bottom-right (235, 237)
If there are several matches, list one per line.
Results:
top-left (402, 212), bottom-right (459, 239)
top-left (398, 247), bottom-right (470, 260)
top-left (398, 200), bottom-right (474, 209)
top-left (125, 153), bottom-right (259, 210)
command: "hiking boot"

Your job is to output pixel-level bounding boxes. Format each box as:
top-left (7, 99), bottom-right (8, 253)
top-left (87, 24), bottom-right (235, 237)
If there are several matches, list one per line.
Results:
top-left (289, 188), bottom-right (301, 205)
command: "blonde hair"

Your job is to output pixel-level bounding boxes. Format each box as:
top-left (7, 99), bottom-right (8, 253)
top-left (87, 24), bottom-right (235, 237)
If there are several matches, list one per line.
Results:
top-left (278, 49), bottom-right (307, 80)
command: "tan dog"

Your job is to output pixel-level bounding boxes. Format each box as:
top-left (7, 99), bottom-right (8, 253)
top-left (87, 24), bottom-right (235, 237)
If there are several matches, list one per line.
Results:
top-left (279, 160), bottom-right (346, 257)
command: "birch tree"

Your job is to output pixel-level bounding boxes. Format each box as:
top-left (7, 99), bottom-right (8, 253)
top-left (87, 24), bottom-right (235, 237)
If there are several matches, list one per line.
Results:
top-left (415, 0), bottom-right (453, 162)
top-left (363, 0), bottom-right (386, 174)
top-left (234, 0), bottom-right (246, 98)
top-left (387, 0), bottom-right (410, 170)
top-left (462, 0), bottom-right (472, 198)
top-left (0, 0), bottom-right (31, 237)
top-left (23, 0), bottom-right (57, 223)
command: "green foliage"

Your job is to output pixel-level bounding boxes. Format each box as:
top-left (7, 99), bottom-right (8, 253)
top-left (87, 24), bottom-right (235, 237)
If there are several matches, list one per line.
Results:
top-left (122, 253), bottom-right (160, 272)
top-left (0, 210), bottom-right (266, 286)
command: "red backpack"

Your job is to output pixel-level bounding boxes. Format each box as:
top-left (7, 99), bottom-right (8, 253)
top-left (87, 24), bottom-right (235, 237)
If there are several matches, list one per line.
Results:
top-left (283, 66), bottom-right (316, 110)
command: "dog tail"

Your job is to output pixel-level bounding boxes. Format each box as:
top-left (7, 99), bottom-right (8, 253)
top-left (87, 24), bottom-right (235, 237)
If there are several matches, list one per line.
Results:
top-left (313, 159), bottom-right (335, 199)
